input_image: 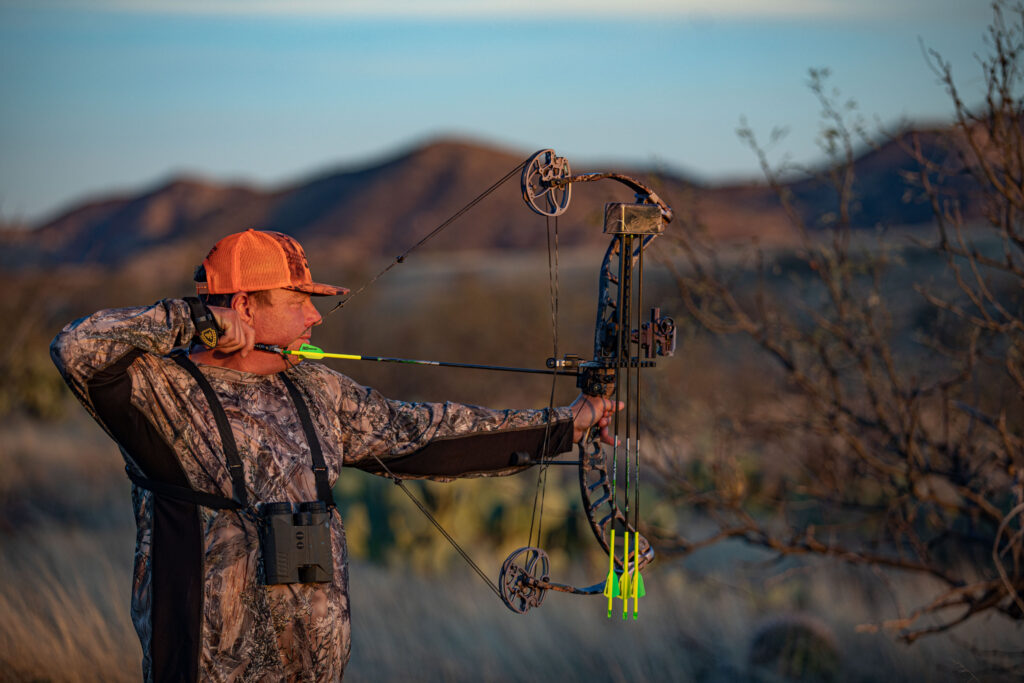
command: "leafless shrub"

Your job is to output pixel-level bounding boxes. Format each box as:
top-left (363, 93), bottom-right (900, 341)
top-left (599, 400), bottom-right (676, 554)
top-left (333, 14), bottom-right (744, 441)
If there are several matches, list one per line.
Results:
top-left (654, 1), bottom-right (1024, 643)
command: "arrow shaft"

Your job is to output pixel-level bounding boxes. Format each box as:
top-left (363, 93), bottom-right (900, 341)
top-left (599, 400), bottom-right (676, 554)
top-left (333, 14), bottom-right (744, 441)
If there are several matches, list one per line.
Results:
top-left (356, 356), bottom-right (572, 376)
top-left (254, 343), bottom-right (576, 377)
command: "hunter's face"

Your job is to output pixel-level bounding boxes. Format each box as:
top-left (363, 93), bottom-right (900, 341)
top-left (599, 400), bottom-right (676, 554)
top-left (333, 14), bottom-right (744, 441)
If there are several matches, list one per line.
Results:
top-left (252, 288), bottom-right (322, 351)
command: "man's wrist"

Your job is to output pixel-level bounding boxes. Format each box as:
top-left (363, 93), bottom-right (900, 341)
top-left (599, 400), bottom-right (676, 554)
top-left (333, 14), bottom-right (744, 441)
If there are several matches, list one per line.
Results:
top-left (183, 296), bottom-right (220, 349)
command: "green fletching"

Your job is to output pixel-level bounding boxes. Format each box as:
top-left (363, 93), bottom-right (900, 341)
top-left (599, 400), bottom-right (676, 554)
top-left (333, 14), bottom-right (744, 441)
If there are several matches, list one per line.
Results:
top-left (618, 571), bottom-right (631, 598)
top-left (603, 570), bottom-right (621, 598)
top-left (296, 343), bottom-right (326, 359)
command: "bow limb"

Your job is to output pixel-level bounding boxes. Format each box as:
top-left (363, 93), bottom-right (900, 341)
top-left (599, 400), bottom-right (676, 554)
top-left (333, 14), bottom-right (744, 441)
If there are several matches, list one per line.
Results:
top-left (578, 229), bottom-right (660, 575)
top-left (555, 172), bottom-right (675, 224)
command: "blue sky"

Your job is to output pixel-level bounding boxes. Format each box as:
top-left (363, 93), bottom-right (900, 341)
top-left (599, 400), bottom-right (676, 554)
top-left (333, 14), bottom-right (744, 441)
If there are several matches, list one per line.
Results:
top-left (0, 0), bottom-right (993, 223)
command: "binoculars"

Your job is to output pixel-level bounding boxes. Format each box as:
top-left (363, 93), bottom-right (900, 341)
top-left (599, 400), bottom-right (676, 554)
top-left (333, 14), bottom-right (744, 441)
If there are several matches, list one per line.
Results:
top-left (259, 501), bottom-right (334, 584)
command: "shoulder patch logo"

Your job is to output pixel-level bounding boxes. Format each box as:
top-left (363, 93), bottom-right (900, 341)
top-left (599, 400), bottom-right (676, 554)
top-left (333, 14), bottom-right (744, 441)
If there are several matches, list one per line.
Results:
top-left (199, 327), bottom-right (219, 349)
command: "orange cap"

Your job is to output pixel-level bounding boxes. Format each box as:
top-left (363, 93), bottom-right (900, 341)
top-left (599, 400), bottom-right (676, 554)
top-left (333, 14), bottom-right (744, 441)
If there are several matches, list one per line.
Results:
top-left (196, 229), bottom-right (349, 296)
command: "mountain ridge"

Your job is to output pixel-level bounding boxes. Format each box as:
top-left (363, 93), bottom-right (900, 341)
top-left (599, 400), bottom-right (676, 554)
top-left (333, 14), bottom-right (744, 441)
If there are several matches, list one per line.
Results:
top-left (0, 130), bottom-right (978, 270)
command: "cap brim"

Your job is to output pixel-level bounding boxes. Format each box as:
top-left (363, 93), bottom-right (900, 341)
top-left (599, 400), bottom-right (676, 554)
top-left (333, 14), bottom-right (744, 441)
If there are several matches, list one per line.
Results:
top-left (290, 282), bottom-right (351, 296)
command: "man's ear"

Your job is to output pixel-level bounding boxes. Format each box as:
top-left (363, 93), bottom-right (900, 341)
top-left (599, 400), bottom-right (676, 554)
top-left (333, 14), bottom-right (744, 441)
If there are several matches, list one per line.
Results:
top-left (230, 292), bottom-right (257, 325)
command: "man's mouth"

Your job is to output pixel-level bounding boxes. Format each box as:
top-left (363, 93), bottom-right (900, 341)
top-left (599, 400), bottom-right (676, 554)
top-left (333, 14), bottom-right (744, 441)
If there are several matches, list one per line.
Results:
top-left (283, 334), bottom-right (312, 352)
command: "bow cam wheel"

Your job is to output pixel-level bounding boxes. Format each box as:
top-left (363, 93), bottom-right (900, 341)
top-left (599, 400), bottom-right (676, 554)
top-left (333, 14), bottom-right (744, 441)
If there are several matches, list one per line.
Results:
top-left (521, 149), bottom-right (572, 217)
top-left (498, 546), bottom-right (550, 614)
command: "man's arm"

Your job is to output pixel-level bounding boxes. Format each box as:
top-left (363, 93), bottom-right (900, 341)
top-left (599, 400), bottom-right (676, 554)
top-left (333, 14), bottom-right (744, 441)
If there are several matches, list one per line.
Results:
top-left (321, 371), bottom-right (572, 479)
top-left (50, 299), bottom-right (200, 422)
top-left (358, 394), bottom-right (622, 478)
top-left (354, 404), bottom-right (575, 479)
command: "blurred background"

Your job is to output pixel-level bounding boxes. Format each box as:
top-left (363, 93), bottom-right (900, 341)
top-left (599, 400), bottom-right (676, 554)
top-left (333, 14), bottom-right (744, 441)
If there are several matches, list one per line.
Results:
top-left (2, 1), bottom-right (1022, 681)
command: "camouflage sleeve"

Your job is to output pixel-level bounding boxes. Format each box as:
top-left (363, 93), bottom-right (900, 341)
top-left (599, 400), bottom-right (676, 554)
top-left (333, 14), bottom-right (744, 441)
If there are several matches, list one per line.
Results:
top-left (50, 299), bottom-right (195, 421)
top-left (326, 371), bottom-right (574, 479)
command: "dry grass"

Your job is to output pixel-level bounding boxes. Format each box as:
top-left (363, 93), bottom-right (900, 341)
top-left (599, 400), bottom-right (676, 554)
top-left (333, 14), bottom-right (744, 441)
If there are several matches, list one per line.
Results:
top-left (0, 525), bottom-right (141, 682)
top-left (2, 414), bottom-right (1020, 682)
top-left (1, 411), bottom-right (139, 682)
top-left (3, 524), bottom-right (1018, 682)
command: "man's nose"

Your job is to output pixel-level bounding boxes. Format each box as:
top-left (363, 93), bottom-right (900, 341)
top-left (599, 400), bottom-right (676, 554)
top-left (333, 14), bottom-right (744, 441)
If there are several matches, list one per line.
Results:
top-left (306, 301), bottom-right (323, 327)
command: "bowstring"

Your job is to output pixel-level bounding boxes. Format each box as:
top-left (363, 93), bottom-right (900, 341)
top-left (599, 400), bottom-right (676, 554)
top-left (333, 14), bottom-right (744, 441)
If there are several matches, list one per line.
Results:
top-left (528, 213), bottom-right (560, 549)
top-left (327, 157), bottom-right (530, 315)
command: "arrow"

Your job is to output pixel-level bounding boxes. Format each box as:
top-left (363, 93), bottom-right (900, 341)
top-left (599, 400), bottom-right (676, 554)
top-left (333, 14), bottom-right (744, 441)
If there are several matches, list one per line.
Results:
top-left (254, 343), bottom-right (577, 377)
top-left (631, 531), bottom-right (645, 619)
top-left (603, 528), bottom-right (619, 617)
top-left (620, 531), bottom-right (632, 619)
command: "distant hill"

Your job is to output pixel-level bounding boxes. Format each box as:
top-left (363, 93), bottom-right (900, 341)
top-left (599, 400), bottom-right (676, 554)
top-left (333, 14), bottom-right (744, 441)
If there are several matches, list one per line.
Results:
top-left (0, 130), bottom-right (981, 271)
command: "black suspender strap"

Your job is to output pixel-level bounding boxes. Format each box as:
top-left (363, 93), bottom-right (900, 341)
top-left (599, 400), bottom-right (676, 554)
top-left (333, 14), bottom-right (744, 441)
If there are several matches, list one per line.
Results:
top-left (168, 350), bottom-right (250, 509)
top-left (125, 467), bottom-right (242, 510)
top-left (130, 351), bottom-right (334, 511)
top-left (279, 372), bottom-right (335, 507)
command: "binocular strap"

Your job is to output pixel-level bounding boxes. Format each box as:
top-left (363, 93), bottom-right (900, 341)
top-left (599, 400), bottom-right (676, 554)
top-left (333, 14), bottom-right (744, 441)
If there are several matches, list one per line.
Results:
top-left (278, 372), bottom-right (334, 507)
top-left (129, 351), bottom-right (334, 511)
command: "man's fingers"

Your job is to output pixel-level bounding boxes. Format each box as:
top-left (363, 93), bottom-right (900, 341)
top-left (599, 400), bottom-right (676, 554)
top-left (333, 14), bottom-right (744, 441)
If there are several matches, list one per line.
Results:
top-left (569, 394), bottom-right (627, 444)
top-left (598, 424), bottom-right (617, 446)
top-left (206, 306), bottom-right (254, 356)
top-left (217, 321), bottom-right (242, 351)
top-left (207, 309), bottom-right (256, 356)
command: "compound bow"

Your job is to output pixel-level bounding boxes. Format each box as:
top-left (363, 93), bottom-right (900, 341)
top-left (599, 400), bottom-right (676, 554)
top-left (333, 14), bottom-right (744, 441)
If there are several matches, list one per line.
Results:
top-left (495, 150), bottom-right (676, 613)
top-left (307, 149), bottom-right (677, 614)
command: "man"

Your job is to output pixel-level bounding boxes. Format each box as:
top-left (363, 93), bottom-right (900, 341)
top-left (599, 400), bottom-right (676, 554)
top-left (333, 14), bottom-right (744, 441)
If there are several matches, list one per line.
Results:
top-left (51, 229), bottom-right (617, 681)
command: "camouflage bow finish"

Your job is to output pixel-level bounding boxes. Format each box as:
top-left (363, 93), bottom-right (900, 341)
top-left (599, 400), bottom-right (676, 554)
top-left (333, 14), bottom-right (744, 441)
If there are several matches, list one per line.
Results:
top-left (498, 150), bottom-right (676, 613)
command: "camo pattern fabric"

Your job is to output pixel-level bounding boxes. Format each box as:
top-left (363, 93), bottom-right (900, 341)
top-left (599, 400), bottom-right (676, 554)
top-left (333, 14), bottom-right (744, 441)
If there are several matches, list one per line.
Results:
top-left (51, 299), bottom-right (570, 682)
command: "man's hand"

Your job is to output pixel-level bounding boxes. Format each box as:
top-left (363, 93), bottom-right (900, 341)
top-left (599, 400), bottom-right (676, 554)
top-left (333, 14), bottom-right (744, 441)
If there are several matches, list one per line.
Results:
top-left (570, 394), bottom-right (623, 445)
top-left (208, 306), bottom-right (256, 357)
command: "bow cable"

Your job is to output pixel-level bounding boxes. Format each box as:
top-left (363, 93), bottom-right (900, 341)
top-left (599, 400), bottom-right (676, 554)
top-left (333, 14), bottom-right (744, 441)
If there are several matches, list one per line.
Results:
top-left (316, 153), bottom-right (560, 602)
top-left (327, 157), bottom-right (529, 314)
top-left (317, 153), bottom-right (536, 598)
top-left (363, 448), bottom-right (504, 600)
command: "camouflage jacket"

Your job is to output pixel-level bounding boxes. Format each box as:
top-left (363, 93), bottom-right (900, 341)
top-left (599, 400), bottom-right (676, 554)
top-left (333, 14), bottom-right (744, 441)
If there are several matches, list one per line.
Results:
top-left (50, 299), bottom-right (572, 682)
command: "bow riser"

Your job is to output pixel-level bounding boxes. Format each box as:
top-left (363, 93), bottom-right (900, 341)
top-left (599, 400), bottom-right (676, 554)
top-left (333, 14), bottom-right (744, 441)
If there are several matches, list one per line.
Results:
top-left (580, 224), bottom-right (663, 571)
